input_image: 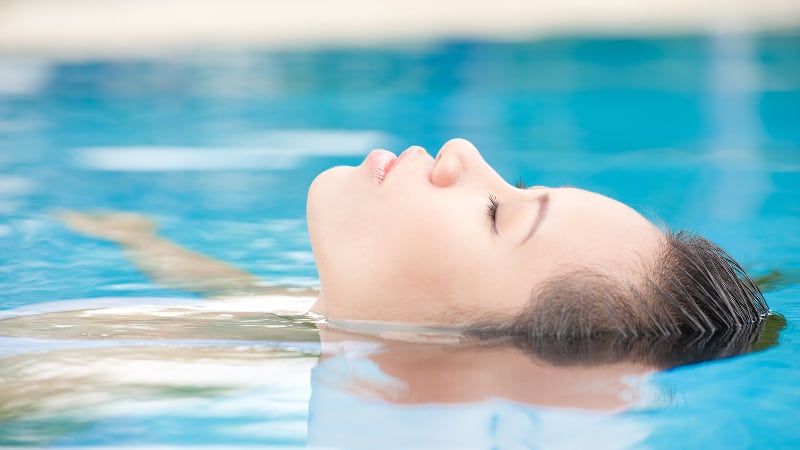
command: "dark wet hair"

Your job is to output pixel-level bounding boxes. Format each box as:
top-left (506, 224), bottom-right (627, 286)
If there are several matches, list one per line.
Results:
top-left (468, 230), bottom-right (776, 369)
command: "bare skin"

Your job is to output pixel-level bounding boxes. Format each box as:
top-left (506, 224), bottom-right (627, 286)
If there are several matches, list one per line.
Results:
top-left (0, 191), bottom-right (660, 443)
top-left (0, 329), bottom-right (654, 431)
top-left (59, 211), bottom-right (316, 298)
top-left (307, 138), bottom-right (662, 324)
top-left (60, 138), bottom-right (661, 327)
top-left (32, 139), bottom-right (666, 415)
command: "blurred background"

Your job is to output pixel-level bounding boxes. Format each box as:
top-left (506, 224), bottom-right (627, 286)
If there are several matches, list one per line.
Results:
top-left (0, 1), bottom-right (798, 303)
top-left (1, 0), bottom-right (799, 56)
top-left (1, 3), bottom-right (799, 448)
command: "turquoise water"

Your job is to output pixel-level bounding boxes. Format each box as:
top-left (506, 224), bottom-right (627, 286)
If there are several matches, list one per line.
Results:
top-left (1, 32), bottom-right (799, 448)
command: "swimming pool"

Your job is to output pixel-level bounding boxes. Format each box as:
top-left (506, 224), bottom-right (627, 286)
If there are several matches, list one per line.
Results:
top-left (1, 32), bottom-right (798, 448)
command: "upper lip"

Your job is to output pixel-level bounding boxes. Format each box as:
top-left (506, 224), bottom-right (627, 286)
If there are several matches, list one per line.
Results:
top-left (366, 149), bottom-right (398, 184)
top-left (373, 146), bottom-right (433, 184)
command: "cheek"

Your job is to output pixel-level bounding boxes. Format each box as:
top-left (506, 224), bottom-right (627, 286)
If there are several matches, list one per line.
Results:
top-left (307, 166), bottom-right (376, 254)
top-left (310, 174), bottom-right (503, 320)
top-left (375, 202), bottom-right (492, 303)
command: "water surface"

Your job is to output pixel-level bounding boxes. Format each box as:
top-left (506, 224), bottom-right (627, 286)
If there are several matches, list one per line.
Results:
top-left (0, 32), bottom-right (798, 448)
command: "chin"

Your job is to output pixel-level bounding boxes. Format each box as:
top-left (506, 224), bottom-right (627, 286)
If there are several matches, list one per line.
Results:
top-left (306, 170), bottom-right (336, 260)
top-left (307, 166), bottom-right (347, 235)
top-left (306, 165), bottom-right (363, 287)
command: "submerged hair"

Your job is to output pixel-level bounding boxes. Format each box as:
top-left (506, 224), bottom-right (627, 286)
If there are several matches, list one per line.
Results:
top-left (467, 230), bottom-right (775, 368)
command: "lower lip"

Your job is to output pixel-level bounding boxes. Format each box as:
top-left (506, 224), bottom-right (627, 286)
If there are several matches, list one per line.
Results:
top-left (365, 149), bottom-right (398, 184)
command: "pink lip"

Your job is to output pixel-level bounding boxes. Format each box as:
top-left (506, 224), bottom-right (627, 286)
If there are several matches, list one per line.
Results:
top-left (365, 149), bottom-right (398, 184)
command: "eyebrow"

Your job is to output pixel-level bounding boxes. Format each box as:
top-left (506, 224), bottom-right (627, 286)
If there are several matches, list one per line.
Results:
top-left (520, 194), bottom-right (549, 247)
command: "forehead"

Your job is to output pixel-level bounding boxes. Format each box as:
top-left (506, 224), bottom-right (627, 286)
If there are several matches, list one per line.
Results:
top-left (523, 187), bottom-right (662, 279)
top-left (554, 187), bottom-right (655, 227)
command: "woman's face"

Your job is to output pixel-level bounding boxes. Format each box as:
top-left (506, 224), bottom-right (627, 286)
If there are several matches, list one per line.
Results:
top-left (307, 139), bottom-right (661, 325)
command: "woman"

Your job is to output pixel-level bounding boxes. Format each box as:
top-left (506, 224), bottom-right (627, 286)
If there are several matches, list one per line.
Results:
top-left (62, 138), bottom-right (769, 338)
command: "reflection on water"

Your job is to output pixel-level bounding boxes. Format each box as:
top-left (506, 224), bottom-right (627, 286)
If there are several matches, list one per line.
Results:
top-left (0, 297), bottom-right (319, 447)
top-left (0, 298), bottom-right (785, 448)
top-left (0, 32), bottom-right (797, 448)
top-left (0, 348), bottom-right (318, 446)
top-left (310, 343), bottom-right (657, 450)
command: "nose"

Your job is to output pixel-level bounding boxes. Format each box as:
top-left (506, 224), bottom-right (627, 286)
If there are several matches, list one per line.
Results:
top-left (430, 138), bottom-right (487, 188)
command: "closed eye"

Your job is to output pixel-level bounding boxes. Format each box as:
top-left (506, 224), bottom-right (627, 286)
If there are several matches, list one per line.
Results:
top-left (486, 194), bottom-right (499, 234)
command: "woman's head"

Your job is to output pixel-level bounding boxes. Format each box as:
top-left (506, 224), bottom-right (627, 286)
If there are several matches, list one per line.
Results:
top-left (306, 138), bottom-right (767, 333)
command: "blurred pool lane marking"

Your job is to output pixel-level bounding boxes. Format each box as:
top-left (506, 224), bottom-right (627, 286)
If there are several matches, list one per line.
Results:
top-left (0, 175), bottom-right (36, 214)
top-left (73, 129), bottom-right (394, 171)
top-left (0, 174), bottom-right (36, 194)
top-left (0, 59), bottom-right (51, 95)
top-left (75, 147), bottom-right (301, 171)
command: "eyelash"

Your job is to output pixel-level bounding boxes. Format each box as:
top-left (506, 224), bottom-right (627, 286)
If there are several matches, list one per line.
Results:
top-left (486, 179), bottom-right (525, 231)
top-left (486, 194), bottom-right (499, 223)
